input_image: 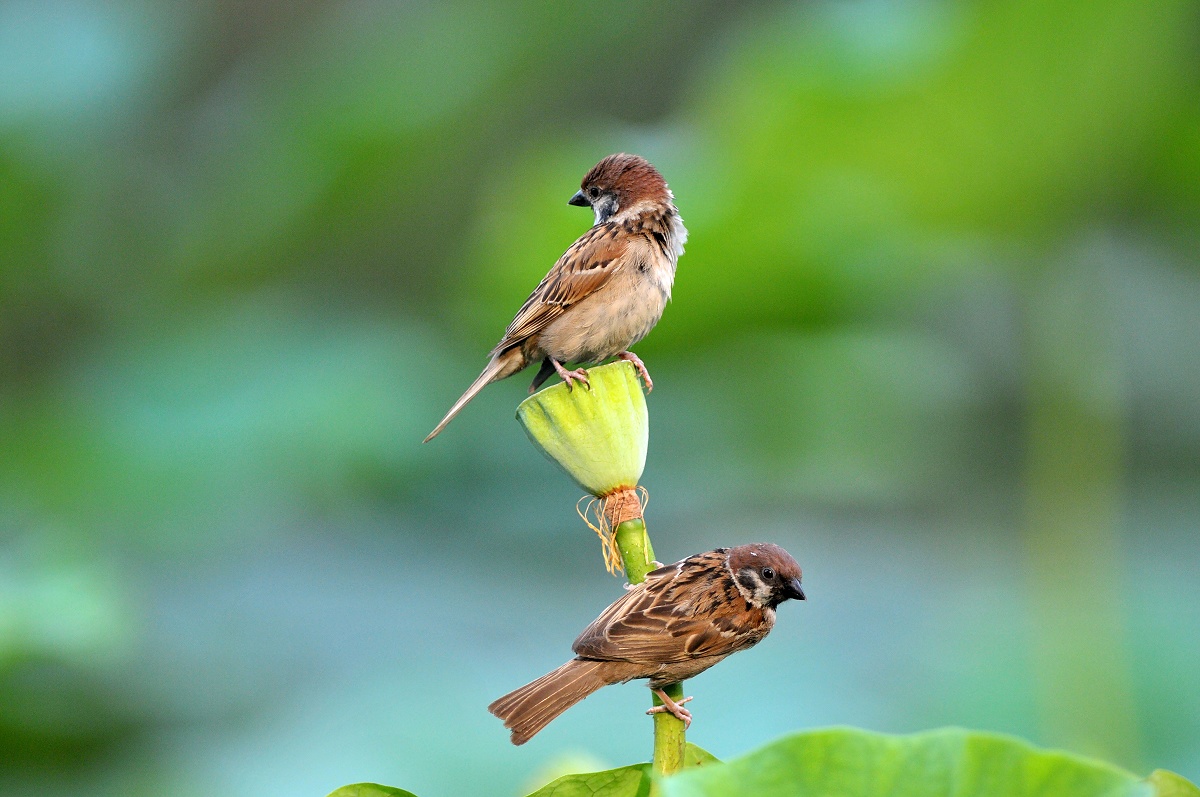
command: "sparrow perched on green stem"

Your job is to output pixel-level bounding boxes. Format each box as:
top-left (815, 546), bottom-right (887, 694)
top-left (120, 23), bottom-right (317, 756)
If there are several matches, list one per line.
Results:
top-left (488, 543), bottom-right (805, 745)
top-left (423, 154), bottom-right (686, 442)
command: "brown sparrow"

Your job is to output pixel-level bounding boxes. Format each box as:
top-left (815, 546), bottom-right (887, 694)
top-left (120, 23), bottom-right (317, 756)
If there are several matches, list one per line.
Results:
top-left (423, 153), bottom-right (687, 442)
top-left (488, 543), bottom-right (805, 745)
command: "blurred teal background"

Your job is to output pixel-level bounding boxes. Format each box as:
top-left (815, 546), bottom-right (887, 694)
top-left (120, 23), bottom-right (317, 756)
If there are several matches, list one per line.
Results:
top-left (1, 1), bottom-right (1198, 795)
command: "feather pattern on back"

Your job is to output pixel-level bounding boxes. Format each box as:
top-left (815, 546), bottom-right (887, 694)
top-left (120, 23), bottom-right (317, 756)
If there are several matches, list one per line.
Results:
top-left (496, 223), bottom-right (632, 351)
top-left (572, 549), bottom-right (773, 665)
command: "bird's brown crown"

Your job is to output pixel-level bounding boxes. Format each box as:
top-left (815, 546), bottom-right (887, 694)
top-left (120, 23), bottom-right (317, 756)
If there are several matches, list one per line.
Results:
top-left (727, 543), bottom-right (804, 608)
top-left (581, 153), bottom-right (671, 205)
top-left (727, 543), bottom-right (803, 581)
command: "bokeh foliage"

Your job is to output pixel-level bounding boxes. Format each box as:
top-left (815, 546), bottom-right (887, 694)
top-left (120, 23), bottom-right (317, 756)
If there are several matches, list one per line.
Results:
top-left (1, 1), bottom-right (1198, 796)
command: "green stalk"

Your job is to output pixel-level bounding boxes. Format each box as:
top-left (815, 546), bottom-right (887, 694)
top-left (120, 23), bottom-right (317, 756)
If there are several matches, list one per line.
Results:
top-left (650, 683), bottom-right (687, 777)
top-left (613, 517), bottom-right (686, 779)
top-left (613, 517), bottom-right (656, 583)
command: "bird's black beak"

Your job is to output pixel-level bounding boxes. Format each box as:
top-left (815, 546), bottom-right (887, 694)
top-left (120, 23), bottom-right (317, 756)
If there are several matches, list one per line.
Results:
top-left (786, 579), bottom-right (806, 601)
top-left (568, 190), bottom-right (590, 207)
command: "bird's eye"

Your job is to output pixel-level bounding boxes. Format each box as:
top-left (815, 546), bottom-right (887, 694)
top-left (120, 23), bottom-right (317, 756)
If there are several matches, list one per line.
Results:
top-left (762, 567), bottom-right (775, 580)
top-left (587, 186), bottom-right (600, 199)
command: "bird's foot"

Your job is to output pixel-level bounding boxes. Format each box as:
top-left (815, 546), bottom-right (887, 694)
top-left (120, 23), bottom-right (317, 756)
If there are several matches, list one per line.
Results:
top-left (551, 359), bottom-right (591, 391)
top-left (618, 351), bottom-right (653, 392)
top-left (647, 689), bottom-right (693, 728)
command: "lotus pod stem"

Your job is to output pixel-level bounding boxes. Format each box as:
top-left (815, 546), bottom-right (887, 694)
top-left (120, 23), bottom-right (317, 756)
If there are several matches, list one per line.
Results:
top-left (515, 360), bottom-right (685, 777)
top-left (614, 517), bottom-right (656, 583)
top-left (651, 683), bottom-right (687, 778)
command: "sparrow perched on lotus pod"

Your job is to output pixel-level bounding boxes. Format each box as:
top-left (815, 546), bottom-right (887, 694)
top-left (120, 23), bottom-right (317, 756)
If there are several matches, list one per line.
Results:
top-left (488, 543), bottom-right (805, 745)
top-left (424, 153), bottom-right (686, 442)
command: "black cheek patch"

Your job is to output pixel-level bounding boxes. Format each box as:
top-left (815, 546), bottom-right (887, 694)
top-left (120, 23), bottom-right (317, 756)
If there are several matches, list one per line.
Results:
top-left (736, 571), bottom-right (758, 595)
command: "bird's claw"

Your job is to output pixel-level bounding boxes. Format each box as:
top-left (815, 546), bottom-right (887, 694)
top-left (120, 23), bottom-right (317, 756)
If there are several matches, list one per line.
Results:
top-left (551, 359), bottom-right (591, 391)
top-left (618, 351), bottom-right (653, 392)
top-left (648, 690), bottom-right (693, 728)
top-left (563, 369), bottom-right (590, 391)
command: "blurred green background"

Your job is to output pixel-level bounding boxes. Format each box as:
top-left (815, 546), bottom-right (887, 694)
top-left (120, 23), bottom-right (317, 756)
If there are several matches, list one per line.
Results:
top-left (1, 1), bottom-right (1198, 795)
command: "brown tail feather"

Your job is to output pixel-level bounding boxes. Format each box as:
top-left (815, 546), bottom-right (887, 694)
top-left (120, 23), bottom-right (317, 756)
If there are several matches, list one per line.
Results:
top-left (489, 659), bottom-right (631, 745)
top-left (423, 347), bottom-right (526, 443)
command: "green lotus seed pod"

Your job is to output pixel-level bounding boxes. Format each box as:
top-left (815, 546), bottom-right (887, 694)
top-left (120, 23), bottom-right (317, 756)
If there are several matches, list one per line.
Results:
top-left (516, 361), bottom-right (648, 497)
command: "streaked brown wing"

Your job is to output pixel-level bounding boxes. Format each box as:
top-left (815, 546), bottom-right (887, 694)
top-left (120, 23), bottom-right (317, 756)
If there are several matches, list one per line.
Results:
top-left (571, 562), bottom-right (682, 654)
top-left (493, 222), bottom-right (631, 353)
top-left (572, 550), bottom-right (757, 665)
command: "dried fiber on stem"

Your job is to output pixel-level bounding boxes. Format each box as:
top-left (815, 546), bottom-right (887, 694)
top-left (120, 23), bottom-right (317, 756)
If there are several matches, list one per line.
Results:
top-left (576, 486), bottom-right (650, 575)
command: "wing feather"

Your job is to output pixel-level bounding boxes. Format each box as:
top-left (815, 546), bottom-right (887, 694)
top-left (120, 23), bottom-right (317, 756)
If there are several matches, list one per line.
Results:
top-left (572, 549), bottom-right (763, 665)
top-left (493, 223), bottom-right (631, 353)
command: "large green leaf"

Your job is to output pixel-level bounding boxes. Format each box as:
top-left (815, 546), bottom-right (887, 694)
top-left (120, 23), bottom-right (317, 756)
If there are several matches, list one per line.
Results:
top-left (320, 734), bottom-right (1200, 797)
top-left (1148, 771), bottom-right (1200, 797)
top-left (659, 728), bottom-right (1193, 797)
top-left (525, 744), bottom-right (720, 797)
top-left (323, 744), bottom-right (720, 797)
top-left (526, 762), bottom-right (651, 797)
top-left (325, 784), bottom-right (418, 797)
top-left (683, 743), bottom-right (722, 769)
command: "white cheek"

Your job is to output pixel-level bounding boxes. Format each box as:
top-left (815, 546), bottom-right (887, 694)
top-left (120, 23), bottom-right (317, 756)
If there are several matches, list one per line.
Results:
top-left (753, 582), bottom-right (774, 606)
top-left (733, 568), bottom-right (775, 609)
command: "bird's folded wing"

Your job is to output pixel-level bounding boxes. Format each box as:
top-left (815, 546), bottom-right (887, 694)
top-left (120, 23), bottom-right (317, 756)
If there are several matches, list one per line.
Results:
top-left (493, 222), bottom-right (632, 353)
top-left (572, 552), bottom-right (761, 664)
